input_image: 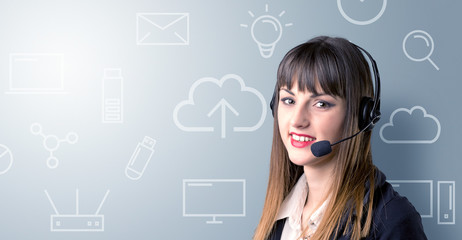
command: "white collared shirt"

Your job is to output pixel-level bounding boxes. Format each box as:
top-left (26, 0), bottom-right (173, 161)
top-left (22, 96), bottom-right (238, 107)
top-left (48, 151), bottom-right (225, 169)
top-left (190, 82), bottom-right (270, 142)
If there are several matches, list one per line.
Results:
top-left (276, 174), bottom-right (329, 240)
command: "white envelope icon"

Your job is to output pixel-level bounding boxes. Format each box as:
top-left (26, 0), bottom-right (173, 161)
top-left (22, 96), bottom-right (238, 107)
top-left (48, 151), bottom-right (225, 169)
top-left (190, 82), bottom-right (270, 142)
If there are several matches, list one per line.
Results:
top-left (136, 13), bottom-right (189, 45)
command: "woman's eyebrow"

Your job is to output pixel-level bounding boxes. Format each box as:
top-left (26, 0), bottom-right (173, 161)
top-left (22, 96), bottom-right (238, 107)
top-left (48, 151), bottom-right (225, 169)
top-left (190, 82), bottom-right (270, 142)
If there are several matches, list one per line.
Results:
top-left (280, 88), bottom-right (339, 100)
top-left (310, 92), bottom-right (338, 100)
top-left (310, 92), bottom-right (326, 98)
top-left (280, 88), bottom-right (295, 96)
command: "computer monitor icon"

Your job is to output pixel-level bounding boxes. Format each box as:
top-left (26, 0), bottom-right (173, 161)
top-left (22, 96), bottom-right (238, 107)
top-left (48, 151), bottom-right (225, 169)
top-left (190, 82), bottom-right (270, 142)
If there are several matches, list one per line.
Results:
top-left (44, 189), bottom-right (110, 232)
top-left (183, 179), bottom-right (246, 224)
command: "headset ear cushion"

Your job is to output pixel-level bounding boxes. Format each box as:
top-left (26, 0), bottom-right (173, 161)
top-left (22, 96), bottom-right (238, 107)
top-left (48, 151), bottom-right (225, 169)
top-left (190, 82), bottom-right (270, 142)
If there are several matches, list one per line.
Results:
top-left (270, 90), bottom-right (278, 117)
top-left (359, 97), bottom-right (374, 131)
top-left (270, 91), bottom-right (276, 117)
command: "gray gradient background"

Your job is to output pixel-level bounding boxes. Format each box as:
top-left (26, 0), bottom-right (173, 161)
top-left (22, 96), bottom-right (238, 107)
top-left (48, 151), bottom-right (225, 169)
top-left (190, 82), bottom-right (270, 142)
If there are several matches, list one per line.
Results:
top-left (0, 0), bottom-right (460, 239)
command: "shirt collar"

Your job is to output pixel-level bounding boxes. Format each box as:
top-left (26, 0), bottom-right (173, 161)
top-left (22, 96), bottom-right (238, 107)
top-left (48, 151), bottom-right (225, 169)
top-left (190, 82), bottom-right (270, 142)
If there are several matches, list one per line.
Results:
top-left (276, 173), bottom-right (308, 228)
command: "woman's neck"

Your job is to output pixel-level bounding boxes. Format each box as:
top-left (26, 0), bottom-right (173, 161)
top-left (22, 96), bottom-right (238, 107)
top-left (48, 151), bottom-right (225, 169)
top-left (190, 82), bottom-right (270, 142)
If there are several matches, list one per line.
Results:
top-left (303, 157), bottom-right (336, 206)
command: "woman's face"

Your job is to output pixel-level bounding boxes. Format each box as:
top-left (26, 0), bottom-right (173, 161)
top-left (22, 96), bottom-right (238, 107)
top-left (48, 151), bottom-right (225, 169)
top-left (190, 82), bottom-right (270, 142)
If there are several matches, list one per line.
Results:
top-left (277, 82), bottom-right (346, 166)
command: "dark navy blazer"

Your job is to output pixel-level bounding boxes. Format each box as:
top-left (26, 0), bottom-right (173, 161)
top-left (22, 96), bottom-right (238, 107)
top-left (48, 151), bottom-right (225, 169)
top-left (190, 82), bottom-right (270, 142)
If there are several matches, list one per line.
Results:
top-left (267, 170), bottom-right (428, 240)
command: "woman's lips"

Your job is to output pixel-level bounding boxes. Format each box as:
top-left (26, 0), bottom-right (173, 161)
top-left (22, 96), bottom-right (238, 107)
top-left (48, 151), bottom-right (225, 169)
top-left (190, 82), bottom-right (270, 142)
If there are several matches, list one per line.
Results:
top-left (290, 132), bottom-right (316, 148)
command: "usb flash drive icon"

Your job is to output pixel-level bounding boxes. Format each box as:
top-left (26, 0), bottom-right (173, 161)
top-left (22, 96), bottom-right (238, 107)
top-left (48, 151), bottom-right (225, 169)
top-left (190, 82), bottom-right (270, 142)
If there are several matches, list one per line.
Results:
top-left (125, 136), bottom-right (156, 180)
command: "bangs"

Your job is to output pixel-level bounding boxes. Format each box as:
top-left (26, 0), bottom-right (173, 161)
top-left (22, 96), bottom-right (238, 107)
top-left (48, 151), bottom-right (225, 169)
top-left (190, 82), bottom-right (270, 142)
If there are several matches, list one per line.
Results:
top-left (277, 42), bottom-right (345, 98)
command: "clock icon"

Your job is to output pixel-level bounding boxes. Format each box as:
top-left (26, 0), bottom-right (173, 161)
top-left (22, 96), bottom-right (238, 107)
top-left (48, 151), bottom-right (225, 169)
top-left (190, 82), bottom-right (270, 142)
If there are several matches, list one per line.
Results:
top-left (337, 0), bottom-right (387, 25)
top-left (0, 144), bottom-right (13, 175)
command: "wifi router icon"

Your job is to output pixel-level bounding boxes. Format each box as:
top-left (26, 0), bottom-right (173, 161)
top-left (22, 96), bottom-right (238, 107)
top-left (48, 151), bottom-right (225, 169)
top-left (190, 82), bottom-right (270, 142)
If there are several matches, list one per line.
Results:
top-left (44, 189), bottom-right (110, 232)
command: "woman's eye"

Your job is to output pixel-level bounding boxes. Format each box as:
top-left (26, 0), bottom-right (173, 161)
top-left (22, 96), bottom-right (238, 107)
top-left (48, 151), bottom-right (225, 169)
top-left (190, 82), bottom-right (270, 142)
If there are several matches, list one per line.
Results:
top-left (281, 98), bottom-right (295, 105)
top-left (315, 101), bottom-right (332, 109)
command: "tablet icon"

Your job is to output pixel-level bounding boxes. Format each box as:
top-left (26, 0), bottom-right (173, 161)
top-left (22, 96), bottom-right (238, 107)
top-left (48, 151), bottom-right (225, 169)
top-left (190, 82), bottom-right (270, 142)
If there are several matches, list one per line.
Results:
top-left (240, 4), bottom-right (293, 58)
top-left (7, 53), bottom-right (67, 94)
top-left (388, 180), bottom-right (433, 218)
top-left (403, 30), bottom-right (439, 70)
top-left (30, 123), bottom-right (78, 169)
top-left (337, 0), bottom-right (387, 25)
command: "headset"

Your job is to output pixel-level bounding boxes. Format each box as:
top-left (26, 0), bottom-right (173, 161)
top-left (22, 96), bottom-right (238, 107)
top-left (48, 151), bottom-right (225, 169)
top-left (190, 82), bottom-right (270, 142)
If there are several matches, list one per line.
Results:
top-left (269, 42), bottom-right (381, 157)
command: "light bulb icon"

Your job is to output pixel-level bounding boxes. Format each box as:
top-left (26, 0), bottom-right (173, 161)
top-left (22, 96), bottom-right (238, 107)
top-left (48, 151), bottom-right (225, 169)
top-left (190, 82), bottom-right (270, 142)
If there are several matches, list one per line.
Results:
top-left (251, 15), bottom-right (282, 58)
top-left (241, 4), bottom-right (292, 59)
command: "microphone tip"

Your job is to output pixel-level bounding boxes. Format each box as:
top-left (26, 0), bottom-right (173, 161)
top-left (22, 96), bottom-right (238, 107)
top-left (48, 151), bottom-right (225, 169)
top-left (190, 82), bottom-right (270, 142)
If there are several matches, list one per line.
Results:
top-left (311, 140), bottom-right (332, 157)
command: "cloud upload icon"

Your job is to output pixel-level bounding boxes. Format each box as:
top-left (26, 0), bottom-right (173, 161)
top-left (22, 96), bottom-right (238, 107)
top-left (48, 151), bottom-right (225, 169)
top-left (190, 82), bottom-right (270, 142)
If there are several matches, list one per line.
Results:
top-left (173, 74), bottom-right (267, 139)
top-left (379, 106), bottom-right (441, 144)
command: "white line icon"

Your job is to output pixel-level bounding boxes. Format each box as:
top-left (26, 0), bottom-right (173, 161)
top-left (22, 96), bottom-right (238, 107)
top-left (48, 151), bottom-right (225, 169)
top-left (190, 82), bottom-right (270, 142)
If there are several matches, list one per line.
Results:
top-left (438, 181), bottom-right (455, 224)
top-left (403, 30), bottom-right (439, 70)
top-left (44, 189), bottom-right (110, 232)
top-left (0, 144), bottom-right (13, 175)
top-left (240, 4), bottom-right (292, 58)
top-left (380, 106), bottom-right (441, 144)
top-left (102, 68), bottom-right (124, 123)
top-left (183, 179), bottom-right (246, 224)
top-left (136, 13), bottom-right (189, 45)
top-left (388, 180), bottom-right (433, 218)
top-left (6, 53), bottom-right (67, 94)
top-left (125, 136), bottom-right (156, 180)
top-left (207, 99), bottom-right (239, 139)
top-left (337, 0), bottom-right (387, 25)
top-left (173, 74), bottom-right (267, 139)
top-left (30, 123), bottom-right (78, 169)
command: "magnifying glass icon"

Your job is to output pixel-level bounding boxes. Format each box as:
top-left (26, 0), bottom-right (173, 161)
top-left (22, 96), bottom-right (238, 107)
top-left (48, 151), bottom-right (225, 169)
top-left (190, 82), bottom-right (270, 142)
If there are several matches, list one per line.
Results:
top-left (403, 30), bottom-right (439, 70)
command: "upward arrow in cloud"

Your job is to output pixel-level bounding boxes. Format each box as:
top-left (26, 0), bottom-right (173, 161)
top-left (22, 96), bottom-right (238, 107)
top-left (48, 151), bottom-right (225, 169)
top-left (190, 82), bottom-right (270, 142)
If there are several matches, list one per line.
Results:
top-left (207, 98), bottom-right (239, 139)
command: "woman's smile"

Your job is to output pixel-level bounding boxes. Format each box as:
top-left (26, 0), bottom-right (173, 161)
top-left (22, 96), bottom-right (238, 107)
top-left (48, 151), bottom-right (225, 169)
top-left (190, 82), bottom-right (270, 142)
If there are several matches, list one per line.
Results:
top-left (290, 132), bottom-right (316, 148)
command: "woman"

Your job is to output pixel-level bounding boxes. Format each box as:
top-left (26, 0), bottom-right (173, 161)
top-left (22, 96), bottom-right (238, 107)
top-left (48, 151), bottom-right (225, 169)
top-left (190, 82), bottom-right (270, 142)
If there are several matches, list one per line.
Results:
top-left (254, 36), bottom-right (427, 240)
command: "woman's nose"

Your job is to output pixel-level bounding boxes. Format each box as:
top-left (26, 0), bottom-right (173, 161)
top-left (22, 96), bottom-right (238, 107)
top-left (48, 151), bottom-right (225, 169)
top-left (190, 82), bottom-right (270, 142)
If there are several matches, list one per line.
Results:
top-left (290, 105), bottom-right (310, 128)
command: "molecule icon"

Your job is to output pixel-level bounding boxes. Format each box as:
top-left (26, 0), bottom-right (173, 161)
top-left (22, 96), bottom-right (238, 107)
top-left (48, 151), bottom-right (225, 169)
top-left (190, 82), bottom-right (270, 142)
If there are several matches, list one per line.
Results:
top-left (30, 123), bottom-right (78, 169)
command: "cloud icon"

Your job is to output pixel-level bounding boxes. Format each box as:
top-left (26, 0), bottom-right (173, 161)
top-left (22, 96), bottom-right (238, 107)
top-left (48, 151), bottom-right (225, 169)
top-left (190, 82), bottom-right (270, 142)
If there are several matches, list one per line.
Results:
top-left (379, 106), bottom-right (441, 144)
top-left (173, 74), bottom-right (267, 138)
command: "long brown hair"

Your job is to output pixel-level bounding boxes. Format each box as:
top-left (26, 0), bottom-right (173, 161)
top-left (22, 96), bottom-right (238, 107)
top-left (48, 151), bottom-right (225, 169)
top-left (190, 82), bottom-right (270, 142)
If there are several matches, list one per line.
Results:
top-left (254, 36), bottom-right (377, 240)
